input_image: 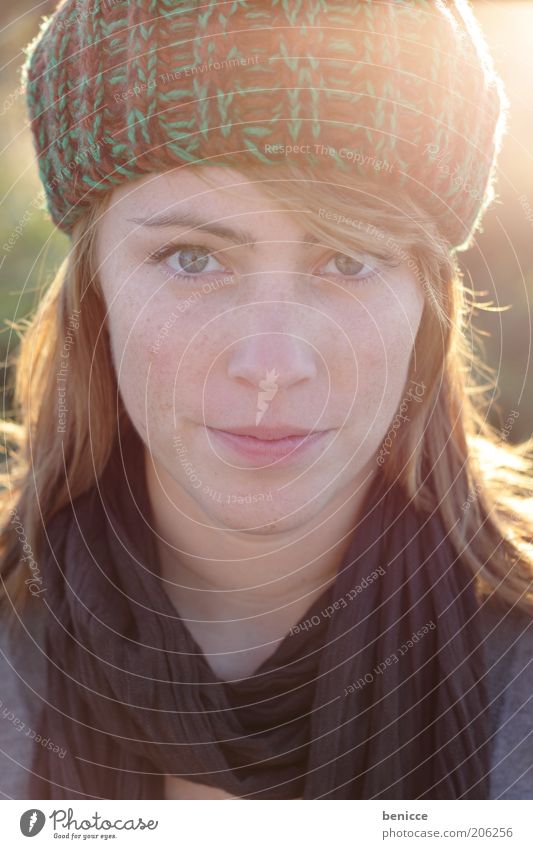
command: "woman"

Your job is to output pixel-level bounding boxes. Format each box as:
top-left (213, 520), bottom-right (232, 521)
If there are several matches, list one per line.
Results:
top-left (0, 0), bottom-right (532, 800)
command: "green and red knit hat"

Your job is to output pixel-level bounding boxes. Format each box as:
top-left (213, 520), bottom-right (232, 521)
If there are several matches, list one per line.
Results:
top-left (22, 0), bottom-right (508, 249)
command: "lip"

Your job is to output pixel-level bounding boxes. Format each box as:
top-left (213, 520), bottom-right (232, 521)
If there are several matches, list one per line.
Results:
top-left (219, 425), bottom-right (322, 440)
top-left (206, 426), bottom-right (335, 465)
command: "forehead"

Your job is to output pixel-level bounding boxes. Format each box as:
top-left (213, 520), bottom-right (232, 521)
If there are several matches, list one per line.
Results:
top-left (115, 165), bottom-right (270, 204)
top-left (105, 165), bottom-right (322, 237)
top-left (101, 162), bottom-right (418, 269)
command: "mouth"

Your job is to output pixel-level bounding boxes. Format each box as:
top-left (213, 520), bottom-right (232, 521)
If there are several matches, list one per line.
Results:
top-left (205, 425), bottom-right (335, 465)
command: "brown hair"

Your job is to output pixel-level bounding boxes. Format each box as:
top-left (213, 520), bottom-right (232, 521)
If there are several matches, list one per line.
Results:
top-left (1, 162), bottom-right (532, 625)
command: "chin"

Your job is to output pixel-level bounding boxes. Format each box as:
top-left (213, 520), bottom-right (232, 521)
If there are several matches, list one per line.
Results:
top-left (198, 497), bottom-right (316, 534)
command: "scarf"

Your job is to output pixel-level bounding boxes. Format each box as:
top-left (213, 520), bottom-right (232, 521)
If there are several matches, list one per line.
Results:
top-left (30, 424), bottom-right (491, 799)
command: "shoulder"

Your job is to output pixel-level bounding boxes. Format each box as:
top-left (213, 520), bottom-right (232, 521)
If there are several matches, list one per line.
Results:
top-left (0, 596), bottom-right (47, 799)
top-left (477, 593), bottom-right (533, 799)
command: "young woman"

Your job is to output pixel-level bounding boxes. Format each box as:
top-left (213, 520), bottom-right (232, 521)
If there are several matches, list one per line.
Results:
top-left (0, 0), bottom-right (532, 800)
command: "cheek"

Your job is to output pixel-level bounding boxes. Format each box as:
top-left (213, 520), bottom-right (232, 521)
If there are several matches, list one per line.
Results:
top-left (339, 298), bottom-right (418, 376)
top-left (104, 272), bottom-right (226, 433)
top-left (338, 286), bottom-right (422, 429)
top-left (125, 311), bottom-right (215, 435)
top-left (105, 291), bottom-right (182, 426)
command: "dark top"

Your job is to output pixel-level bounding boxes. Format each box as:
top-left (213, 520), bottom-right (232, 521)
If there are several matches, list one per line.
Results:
top-left (0, 585), bottom-right (532, 798)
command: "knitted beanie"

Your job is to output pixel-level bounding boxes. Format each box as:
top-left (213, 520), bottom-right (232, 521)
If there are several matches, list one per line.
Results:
top-left (22, 0), bottom-right (508, 249)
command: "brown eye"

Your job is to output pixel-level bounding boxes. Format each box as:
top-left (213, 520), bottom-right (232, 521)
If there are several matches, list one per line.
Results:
top-left (320, 252), bottom-right (376, 281)
top-left (332, 253), bottom-right (365, 276)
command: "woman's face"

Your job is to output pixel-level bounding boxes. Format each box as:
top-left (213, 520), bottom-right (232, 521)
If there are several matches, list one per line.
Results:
top-left (96, 166), bottom-right (425, 533)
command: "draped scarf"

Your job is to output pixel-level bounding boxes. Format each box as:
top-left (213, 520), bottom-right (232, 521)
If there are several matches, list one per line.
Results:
top-left (29, 424), bottom-right (491, 799)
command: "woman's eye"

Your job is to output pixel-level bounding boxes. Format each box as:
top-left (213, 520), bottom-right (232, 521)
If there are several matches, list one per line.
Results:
top-left (321, 252), bottom-right (376, 279)
top-left (150, 245), bottom-right (378, 283)
top-left (156, 244), bottom-right (226, 276)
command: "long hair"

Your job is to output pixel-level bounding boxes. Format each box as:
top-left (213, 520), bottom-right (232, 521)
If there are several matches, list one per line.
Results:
top-left (1, 161), bottom-right (532, 626)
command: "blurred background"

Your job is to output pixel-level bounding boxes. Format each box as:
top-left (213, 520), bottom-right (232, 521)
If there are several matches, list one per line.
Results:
top-left (0, 1), bottom-right (532, 442)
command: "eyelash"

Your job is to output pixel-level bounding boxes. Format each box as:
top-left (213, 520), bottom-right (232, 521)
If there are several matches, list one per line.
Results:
top-left (147, 242), bottom-right (382, 285)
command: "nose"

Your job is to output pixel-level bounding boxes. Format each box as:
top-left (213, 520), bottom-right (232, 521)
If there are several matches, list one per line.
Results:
top-left (226, 332), bottom-right (318, 391)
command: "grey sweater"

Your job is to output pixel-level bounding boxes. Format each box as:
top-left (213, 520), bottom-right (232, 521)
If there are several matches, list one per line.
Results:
top-left (0, 592), bottom-right (531, 799)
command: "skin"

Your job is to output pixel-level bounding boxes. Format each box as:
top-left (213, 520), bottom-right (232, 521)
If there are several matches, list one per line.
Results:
top-left (95, 165), bottom-right (425, 799)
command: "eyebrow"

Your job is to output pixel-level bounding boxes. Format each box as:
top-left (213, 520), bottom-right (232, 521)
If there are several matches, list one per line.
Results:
top-left (126, 211), bottom-right (321, 248)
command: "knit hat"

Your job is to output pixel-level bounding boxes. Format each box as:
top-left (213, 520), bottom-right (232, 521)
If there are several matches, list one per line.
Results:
top-left (22, 0), bottom-right (508, 249)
